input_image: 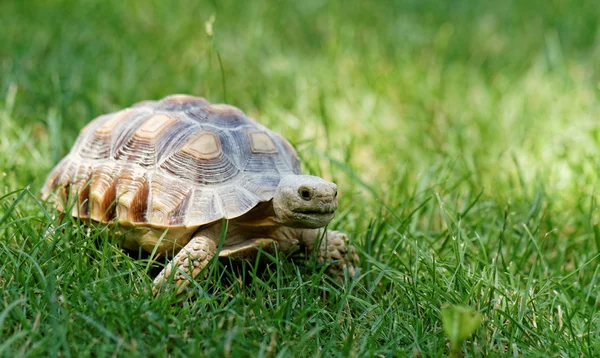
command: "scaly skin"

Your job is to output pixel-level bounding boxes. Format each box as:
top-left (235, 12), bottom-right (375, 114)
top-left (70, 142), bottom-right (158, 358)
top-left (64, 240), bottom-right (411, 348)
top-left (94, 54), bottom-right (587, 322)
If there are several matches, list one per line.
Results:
top-left (153, 226), bottom-right (358, 295)
top-left (153, 175), bottom-right (359, 295)
top-left (152, 232), bottom-right (217, 295)
top-left (299, 229), bottom-right (358, 280)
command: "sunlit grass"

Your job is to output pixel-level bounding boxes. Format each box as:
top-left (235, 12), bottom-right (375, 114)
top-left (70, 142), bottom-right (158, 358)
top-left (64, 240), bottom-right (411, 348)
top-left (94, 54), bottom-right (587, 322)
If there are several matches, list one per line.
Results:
top-left (1, 0), bottom-right (600, 356)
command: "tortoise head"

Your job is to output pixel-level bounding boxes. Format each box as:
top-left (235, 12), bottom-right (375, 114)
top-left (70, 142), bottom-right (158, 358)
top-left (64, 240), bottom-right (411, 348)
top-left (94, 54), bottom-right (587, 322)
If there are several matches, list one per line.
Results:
top-left (272, 175), bottom-right (338, 228)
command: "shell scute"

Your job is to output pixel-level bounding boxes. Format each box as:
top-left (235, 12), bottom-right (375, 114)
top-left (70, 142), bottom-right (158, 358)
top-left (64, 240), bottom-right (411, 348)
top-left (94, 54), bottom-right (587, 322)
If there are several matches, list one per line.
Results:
top-left (242, 174), bottom-right (280, 201)
top-left (158, 130), bottom-right (240, 186)
top-left (149, 172), bottom-right (192, 226)
top-left (89, 165), bottom-right (118, 222)
top-left (216, 185), bottom-right (261, 219)
top-left (180, 131), bottom-right (221, 160)
top-left (186, 103), bottom-right (256, 128)
top-left (113, 113), bottom-right (181, 167)
top-left (248, 131), bottom-right (278, 154)
top-left (188, 189), bottom-right (223, 225)
top-left (116, 168), bottom-right (148, 223)
top-left (42, 95), bottom-right (303, 229)
top-left (68, 165), bottom-right (93, 218)
top-left (78, 110), bottom-right (132, 160)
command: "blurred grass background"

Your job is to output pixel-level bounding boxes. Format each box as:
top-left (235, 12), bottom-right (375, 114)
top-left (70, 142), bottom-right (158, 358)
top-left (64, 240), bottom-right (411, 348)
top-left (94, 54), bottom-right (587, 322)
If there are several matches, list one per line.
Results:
top-left (1, 0), bottom-right (600, 356)
top-left (2, 0), bottom-right (599, 202)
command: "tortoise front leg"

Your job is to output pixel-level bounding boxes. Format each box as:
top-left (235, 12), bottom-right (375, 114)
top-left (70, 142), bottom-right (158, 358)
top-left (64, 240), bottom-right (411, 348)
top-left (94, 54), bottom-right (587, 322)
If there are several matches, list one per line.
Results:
top-left (299, 229), bottom-right (359, 281)
top-left (153, 232), bottom-right (217, 295)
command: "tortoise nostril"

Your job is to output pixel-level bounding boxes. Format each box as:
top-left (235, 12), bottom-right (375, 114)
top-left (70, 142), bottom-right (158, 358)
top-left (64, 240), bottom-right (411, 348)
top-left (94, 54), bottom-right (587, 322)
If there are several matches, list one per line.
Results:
top-left (334, 190), bottom-right (337, 198)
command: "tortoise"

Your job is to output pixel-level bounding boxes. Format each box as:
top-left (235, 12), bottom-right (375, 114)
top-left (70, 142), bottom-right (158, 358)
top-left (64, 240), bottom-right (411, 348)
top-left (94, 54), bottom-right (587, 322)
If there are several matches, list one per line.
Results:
top-left (41, 94), bottom-right (357, 294)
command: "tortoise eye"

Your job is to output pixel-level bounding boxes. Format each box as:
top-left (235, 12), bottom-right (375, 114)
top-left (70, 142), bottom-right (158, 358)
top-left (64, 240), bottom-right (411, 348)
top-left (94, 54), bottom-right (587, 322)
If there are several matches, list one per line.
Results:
top-left (299, 188), bottom-right (312, 200)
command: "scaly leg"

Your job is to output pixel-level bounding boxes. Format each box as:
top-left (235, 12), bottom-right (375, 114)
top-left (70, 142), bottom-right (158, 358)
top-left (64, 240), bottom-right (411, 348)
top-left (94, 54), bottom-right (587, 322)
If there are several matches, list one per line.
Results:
top-left (300, 229), bottom-right (359, 281)
top-left (153, 233), bottom-right (217, 295)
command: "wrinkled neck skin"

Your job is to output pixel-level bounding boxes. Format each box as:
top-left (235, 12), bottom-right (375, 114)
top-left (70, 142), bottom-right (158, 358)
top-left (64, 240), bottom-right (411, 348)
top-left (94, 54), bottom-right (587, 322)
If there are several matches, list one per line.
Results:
top-left (198, 216), bottom-right (320, 251)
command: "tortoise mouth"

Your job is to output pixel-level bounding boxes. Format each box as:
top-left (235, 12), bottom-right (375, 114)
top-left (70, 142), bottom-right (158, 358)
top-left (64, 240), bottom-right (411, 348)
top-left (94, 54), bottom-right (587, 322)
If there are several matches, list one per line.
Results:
top-left (292, 204), bottom-right (337, 215)
top-left (291, 211), bottom-right (335, 228)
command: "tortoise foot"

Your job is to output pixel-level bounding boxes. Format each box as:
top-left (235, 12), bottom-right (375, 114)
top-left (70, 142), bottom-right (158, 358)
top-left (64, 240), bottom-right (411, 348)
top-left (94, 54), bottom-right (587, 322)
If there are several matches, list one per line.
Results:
top-left (153, 235), bottom-right (217, 295)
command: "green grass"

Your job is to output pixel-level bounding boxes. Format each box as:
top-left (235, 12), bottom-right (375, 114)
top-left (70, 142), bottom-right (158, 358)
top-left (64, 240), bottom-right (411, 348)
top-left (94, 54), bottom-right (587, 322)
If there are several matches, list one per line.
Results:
top-left (1, 0), bottom-right (600, 356)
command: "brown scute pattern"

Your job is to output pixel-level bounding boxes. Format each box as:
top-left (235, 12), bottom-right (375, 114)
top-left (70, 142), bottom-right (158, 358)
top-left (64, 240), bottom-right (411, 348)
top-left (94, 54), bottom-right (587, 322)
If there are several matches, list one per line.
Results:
top-left (159, 147), bottom-right (240, 186)
top-left (59, 161), bottom-right (79, 201)
top-left (180, 131), bottom-right (221, 160)
top-left (149, 172), bottom-right (191, 226)
top-left (69, 165), bottom-right (93, 218)
top-left (89, 165), bottom-right (118, 222)
top-left (74, 176), bottom-right (91, 218)
top-left (242, 174), bottom-right (280, 201)
top-left (186, 104), bottom-right (256, 128)
top-left (114, 114), bottom-right (181, 167)
top-left (216, 185), bottom-right (262, 219)
top-left (116, 168), bottom-right (148, 223)
top-left (115, 140), bottom-right (156, 167)
top-left (135, 114), bottom-right (177, 139)
top-left (226, 128), bottom-right (298, 176)
top-left (111, 111), bottom-right (159, 163)
top-left (78, 110), bottom-right (132, 160)
top-left (168, 190), bottom-right (192, 225)
top-left (154, 123), bottom-right (200, 164)
top-left (189, 189), bottom-right (223, 226)
top-left (244, 154), bottom-right (280, 174)
top-left (95, 110), bottom-right (131, 135)
top-left (78, 132), bottom-right (111, 160)
top-left (227, 128), bottom-right (258, 167)
top-left (42, 94), bottom-right (306, 228)
top-left (214, 129), bottom-right (247, 169)
top-left (248, 131), bottom-right (278, 154)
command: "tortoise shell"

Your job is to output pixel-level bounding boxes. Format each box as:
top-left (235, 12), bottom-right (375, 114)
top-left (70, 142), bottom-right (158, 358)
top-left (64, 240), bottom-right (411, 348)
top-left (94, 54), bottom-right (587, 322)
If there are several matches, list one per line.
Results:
top-left (41, 94), bottom-right (301, 229)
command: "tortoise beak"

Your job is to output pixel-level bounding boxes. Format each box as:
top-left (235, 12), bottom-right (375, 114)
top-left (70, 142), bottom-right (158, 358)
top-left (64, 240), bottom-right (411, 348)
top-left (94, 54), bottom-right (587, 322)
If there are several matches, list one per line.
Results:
top-left (293, 202), bottom-right (337, 215)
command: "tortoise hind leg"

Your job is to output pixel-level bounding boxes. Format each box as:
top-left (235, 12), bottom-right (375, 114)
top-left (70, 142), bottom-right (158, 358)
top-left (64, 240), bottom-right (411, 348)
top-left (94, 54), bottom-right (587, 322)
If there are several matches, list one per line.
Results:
top-left (153, 233), bottom-right (217, 295)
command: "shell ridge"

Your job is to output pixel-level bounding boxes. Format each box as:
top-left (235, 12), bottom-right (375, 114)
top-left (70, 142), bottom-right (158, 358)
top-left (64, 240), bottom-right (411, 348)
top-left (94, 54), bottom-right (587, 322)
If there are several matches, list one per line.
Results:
top-left (212, 189), bottom-right (225, 222)
top-left (144, 170), bottom-right (155, 225)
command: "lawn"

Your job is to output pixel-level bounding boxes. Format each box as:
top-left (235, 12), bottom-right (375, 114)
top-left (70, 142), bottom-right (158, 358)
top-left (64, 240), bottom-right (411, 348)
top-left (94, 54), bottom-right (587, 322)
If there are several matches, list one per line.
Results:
top-left (1, 0), bottom-right (600, 356)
